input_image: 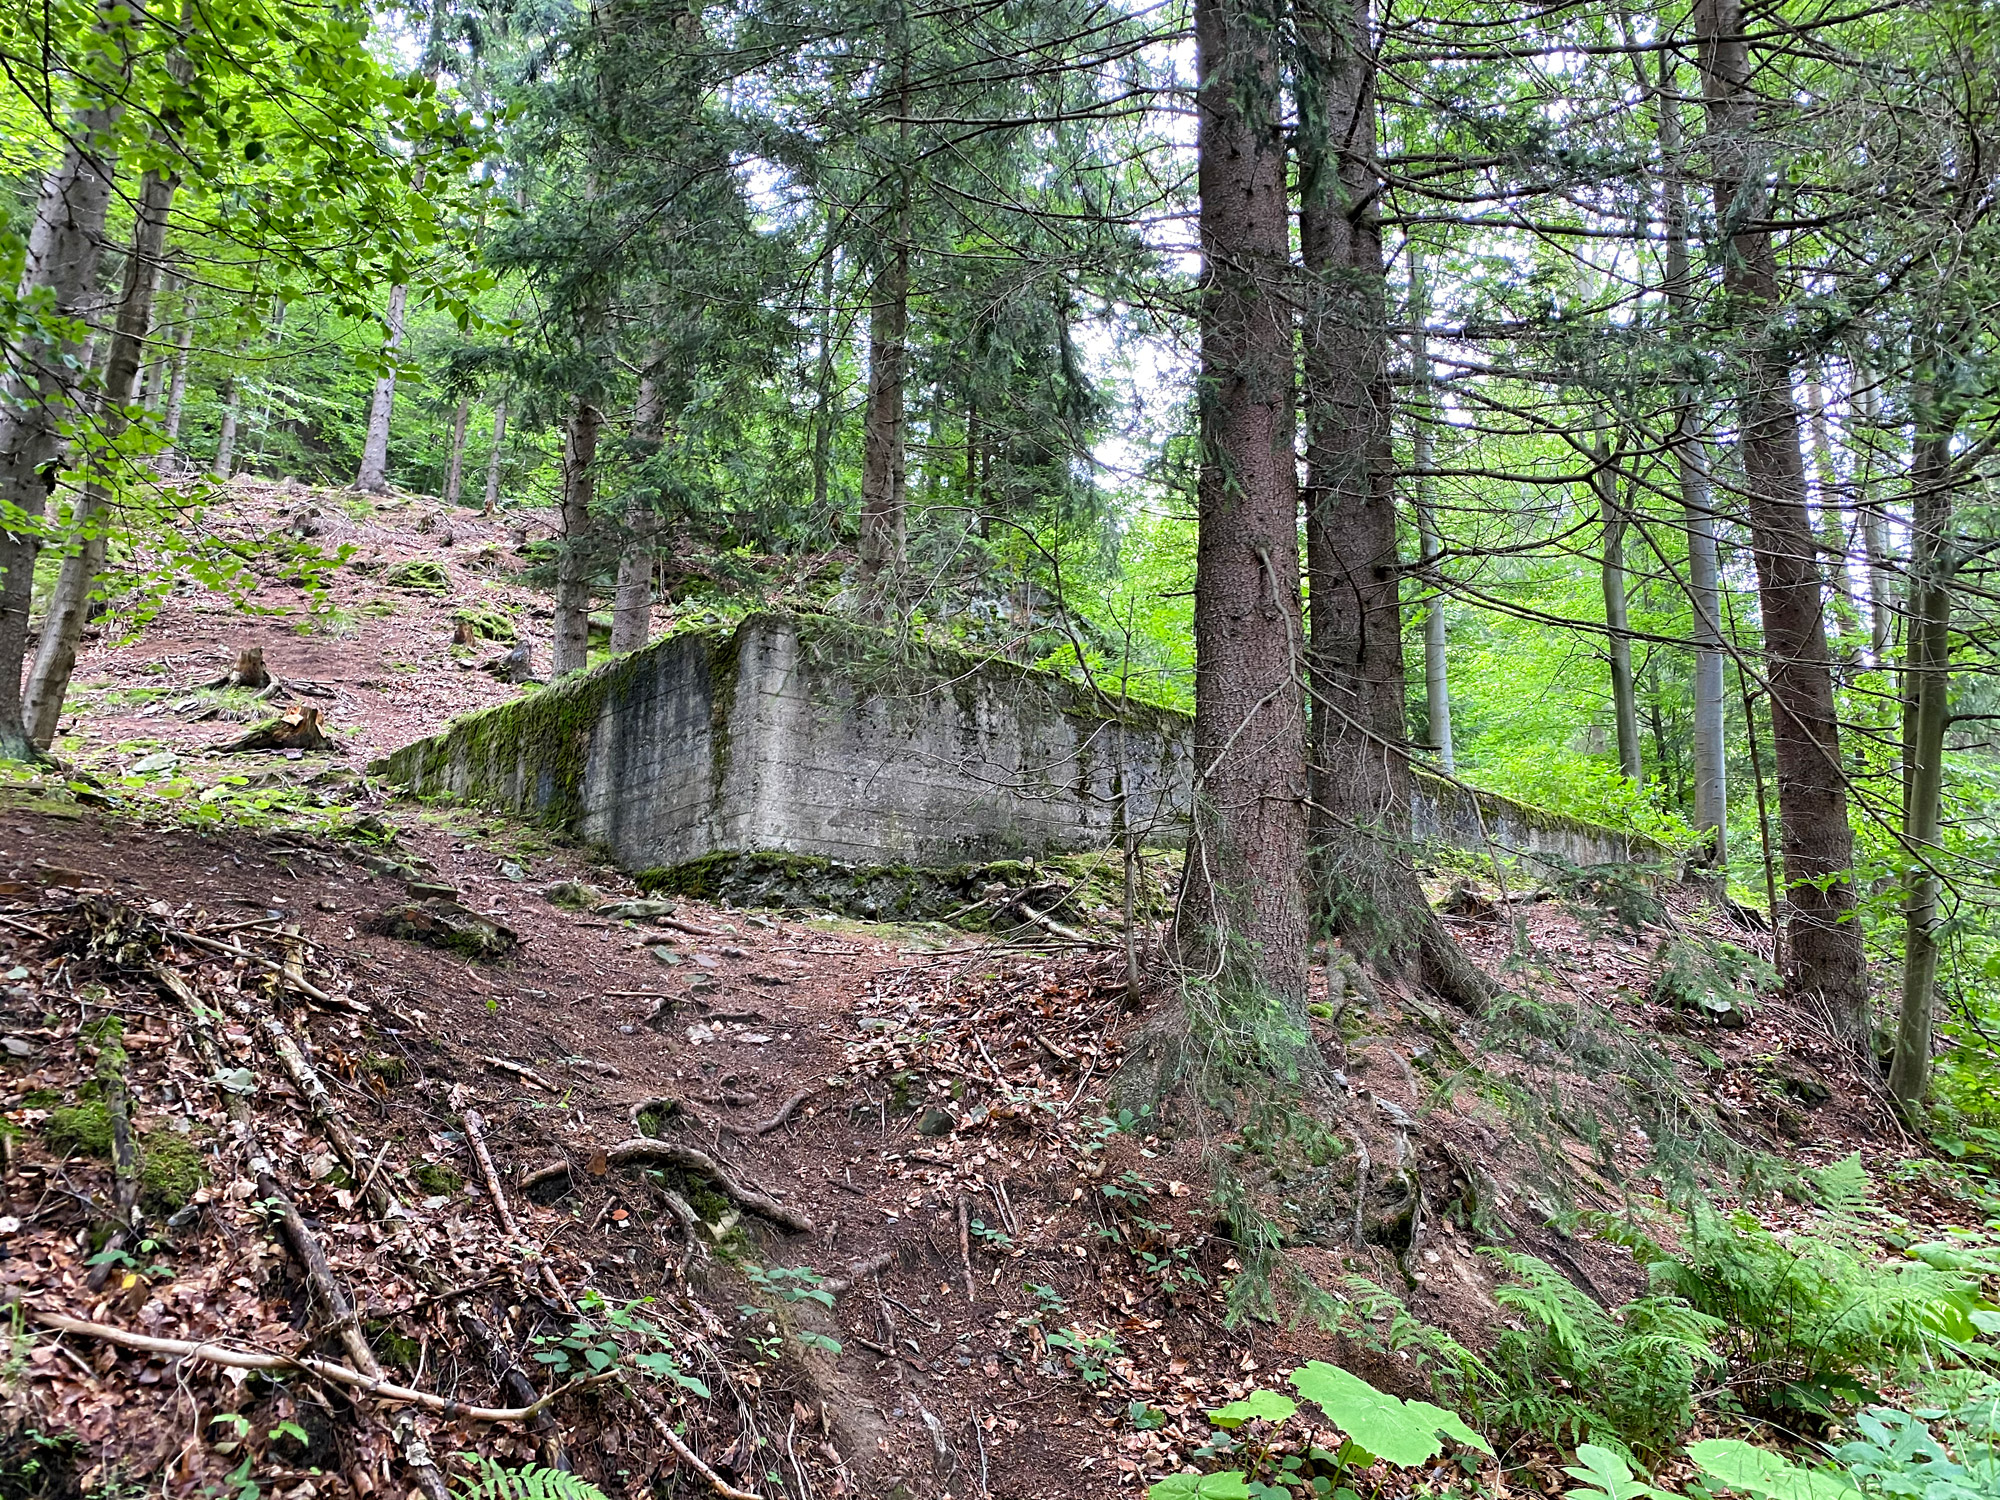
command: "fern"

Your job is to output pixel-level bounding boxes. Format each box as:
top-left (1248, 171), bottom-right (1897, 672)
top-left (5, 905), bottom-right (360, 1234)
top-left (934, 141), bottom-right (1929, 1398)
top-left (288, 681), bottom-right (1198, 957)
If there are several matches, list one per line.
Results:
top-left (455, 1458), bottom-right (609, 1500)
top-left (1481, 1251), bottom-right (1722, 1460)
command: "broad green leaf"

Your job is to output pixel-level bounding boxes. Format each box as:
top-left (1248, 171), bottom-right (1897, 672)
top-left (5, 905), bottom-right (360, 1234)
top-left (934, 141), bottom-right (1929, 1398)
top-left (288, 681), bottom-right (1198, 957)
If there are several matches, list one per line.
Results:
top-left (1687, 1439), bottom-right (1859, 1500)
top-left (1207, 1390), bottom-right (1298, 1430)
top-left (1406, 1398), bottom-right (1493, 1456)
top-left (1147, 1474), bottom-right (1251, 1500)
top-left (1288, 1362), bottom-right (1440, 1468)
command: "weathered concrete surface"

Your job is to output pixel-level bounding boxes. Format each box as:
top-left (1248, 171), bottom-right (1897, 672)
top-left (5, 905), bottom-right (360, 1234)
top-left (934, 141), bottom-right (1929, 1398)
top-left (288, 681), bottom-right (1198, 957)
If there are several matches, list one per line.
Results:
top-left (378, 613), bottom-right (1192, 875)
top-left (377, 612), bottom-right (1665, 881)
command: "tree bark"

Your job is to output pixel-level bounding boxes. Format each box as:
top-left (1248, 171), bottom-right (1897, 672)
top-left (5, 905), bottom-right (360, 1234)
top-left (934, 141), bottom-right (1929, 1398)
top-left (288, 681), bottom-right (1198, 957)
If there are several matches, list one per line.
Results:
top-left (1889, 390), bottom-right (1957, 1104)
top-left (610, 363), bottom-right (665, 654)
top-left (552, 400), bottom-right (601, 676)
top-left (1409, 252), bottom-right (1452, 773)
top-left (212, 377), bottom-right (239, 479)
top-left (1296, 0), bottom-right (1489, 1011)
top-left (812, 244), bottom-right (838, 516)
top-left (1853, 369), bottom-right (1894, 663)
top-left (857, 242), bottom-right (909, 607)
top-left (1695, 0), bottom-right (1870, 1038)
top-left (1169, 0), bottom-right (1308, 1008)
top-left (159, 290), bottom-right (195, 468)
top-left (354, 282), bottom-right (409, 492)
top-left (0, 15), bottom-right (127, 762)
top-left (1595, 437), bottom-right (1643, 783)
top-left (24, 169), bottom-right (178, 749)
top-left (442, 396), bottom-right (471, 508)
top-left (483, 401), bottom-right (507, 515)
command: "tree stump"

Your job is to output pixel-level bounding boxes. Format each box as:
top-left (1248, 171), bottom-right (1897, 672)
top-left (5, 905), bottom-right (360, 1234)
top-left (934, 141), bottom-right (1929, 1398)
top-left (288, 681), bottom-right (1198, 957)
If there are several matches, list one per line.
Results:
top-left (206, 645), bottom-right (270, 691)
top-left (217, 705), bottom-right (332, 753)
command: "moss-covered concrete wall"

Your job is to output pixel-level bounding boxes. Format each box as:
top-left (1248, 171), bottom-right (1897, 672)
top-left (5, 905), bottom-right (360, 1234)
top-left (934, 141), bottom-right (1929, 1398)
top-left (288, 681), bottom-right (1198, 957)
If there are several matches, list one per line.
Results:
top-left (377, 612), bottom-right (1667, 879)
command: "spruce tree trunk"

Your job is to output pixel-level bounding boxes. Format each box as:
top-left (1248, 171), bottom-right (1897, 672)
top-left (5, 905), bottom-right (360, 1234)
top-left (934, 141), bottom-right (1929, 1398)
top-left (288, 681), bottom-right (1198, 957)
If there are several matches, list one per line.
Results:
top-left (610, 364), bottom-right (665, 654)
top-left (442, 397), bottom-right (471, 508)
top-left (354, 282), bottom-right (408, 493)
top-left (811, 245), bottom-right (838, 516)
top-left (482, 402), bottom-right (507, 515)
top-left (24, 169), bottom-right (177, 749)
top-left (1297, 0), bottom-right (1489, 1011)
top-left (1889, 400), bottom-right (1957, 1104)
top-left (857, 241), bottom-right (909, 606)
top-left (0, 17), bottom-right (127, 762)
top-left (1170, 0), bottom-right (1309, 1007)
top-left (1695, 0), bottom-right (1870, 1038)
top-left (1595, 439), bottom-right (1643, 783)
top-left (1854, 370), bottom-right (1894, 662)
top-left (552, 401), bottom-right (601, 677)
top-left (1409, 255), bottom-right (1452, 773)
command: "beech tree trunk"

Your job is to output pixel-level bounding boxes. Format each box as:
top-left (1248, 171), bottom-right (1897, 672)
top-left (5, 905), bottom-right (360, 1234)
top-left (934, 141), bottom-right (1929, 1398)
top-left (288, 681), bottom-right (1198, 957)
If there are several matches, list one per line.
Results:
top-left (611, 365), bottom-right (665, 655)
top-left (1409, 255), bottom-right (1452, 773)
top-left (442, 397), bottom-right (471, 508)
top-left (1595, 438), bottom-right (1643, 783)
top-left (0, 18), bottom-right (127, 761)
top-left (354, 282), bottom-right (408, 493)
top-left (552, 401), bottom-right (601, 677)
top-left (1296, 0), bottom-right (1490, 1012)
top-left (1169, 0), bottom-right (1308, 1007)
top-left (212, 377), bottom-right (240, 479)
top-left (483, 401), bottom-right (507, 514)
top-left (159, 291), bottom-right (195, 468)
top-left (1695, 0), bottom-right (1870, 1039)
top-left (24, 169), bottom-right (177, 749)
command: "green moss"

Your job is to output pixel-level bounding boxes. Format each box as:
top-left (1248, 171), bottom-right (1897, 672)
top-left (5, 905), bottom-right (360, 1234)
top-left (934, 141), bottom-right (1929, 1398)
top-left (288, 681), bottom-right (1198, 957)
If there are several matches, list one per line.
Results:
top-left (21, 1087), bottom-right (61, 1108)
top-left (42, 1102), bottom-right (208, 1211)
top-left (412, 1162), bottom-right (462, 1196)
top-left (383, 560), bottom-right (450, 594)
top-left (453, 605), bottom-right (516, 643)
top-left (45, 1100), bottom-right (112, 1156)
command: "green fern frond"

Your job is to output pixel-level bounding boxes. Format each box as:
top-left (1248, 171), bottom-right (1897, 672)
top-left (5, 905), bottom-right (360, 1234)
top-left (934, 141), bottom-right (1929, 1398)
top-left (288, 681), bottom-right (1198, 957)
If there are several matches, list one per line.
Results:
top-left (1802, 1153), bottom-right (1871, 1221)
top-left (455, 1458), bottom-right (610, 1500)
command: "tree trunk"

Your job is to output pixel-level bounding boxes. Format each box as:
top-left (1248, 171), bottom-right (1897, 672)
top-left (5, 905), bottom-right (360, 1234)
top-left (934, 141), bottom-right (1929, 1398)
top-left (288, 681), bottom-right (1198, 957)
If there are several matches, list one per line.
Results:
top-left (552, 401), bottom-right (601, 677)
top-left (1695, 0), bottom-right (1870, 1039)
top-left (354, 282), bottom-right (409, 493)
top-left (442, 396), bottom-right (471, 508)
top-left (610, 364), bottom-right (665, 654)
top-left (141, 275), bottom-right (173, 412)
top-left (1889, 391), bottom-right (1957, 1104)
top-left (482, 401), bottom-right (507, 515)
top-left (1296, 0), bottom-right (1489, 1012)
top-left (212, 377), bottom-right (239, 479)
top-left (1409, 253), bottom-right (1452, 773)
top-left (159, 290), bottom-right (195, 468)
top-left (811, 244), bottom-right (838, 516)
top-left (24, 169), bottom-right (177, 749)
top-left (0, 16), bottom-right (127, 762)
top-left (1595, 438), bottom-right (1643, 784)
top-left (1806, 375), bottom-right (1861, 641)
top-left (1169, 0), bottom-right (1308, 1009)
top-left (1854, 369), bottom-right (1894, 663)
top-left (857, 242), bottom-right (909, 607)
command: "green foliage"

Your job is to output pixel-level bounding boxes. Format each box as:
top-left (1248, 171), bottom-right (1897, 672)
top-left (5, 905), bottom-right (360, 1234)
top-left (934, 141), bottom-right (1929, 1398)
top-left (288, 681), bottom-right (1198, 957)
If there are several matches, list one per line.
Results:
top-left (1687, 1439), bottom-right (1858, 1500)
top-left (384, 560), bottom-right (451, 594)
top-left (1832, 1400), bottom-right (2000, 1499)
top-left (1650, 937), bottom-right (1781, 1026)
top-left (1563, 1443), bottom-right (1681, 1500)
top-left (1483, 1250), bottom-right (1723, 1458)
top-left (454, 1458), bottom-right (608, 1500)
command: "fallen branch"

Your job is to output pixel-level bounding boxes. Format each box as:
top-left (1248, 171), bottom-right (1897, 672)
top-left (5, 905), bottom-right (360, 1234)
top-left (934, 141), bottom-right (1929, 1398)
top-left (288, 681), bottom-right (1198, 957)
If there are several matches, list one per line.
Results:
top-left (753, 1089), bottom-right (814, 1136)
top-left (463, 1109), bottom-right (576, 1312)
top-left (635, 1396), bottom-right (762, 1500)
top-left (481, 1054), bottom-right (557, 1093)
top-left (654, 915), bottom-right (725, 939)
top-left (521, 1139), bottom-right (813, 1235)
top-left (256, 1006), bottom-right (403, 1219)
top-left (172, 928), bottom-right (363, 1013)
top-left (22, 1309), bottom-right (592, 1421)
top-left (820, 1252), bottom-right (893, 1296)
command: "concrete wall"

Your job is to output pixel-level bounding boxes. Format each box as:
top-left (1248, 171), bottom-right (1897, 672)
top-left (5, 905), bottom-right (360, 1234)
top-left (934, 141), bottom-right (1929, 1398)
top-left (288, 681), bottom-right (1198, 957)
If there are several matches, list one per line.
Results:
top-left (378, 614), bottom-right (1192, 874)
top-left (378, 612), bottom-right (1664, 878)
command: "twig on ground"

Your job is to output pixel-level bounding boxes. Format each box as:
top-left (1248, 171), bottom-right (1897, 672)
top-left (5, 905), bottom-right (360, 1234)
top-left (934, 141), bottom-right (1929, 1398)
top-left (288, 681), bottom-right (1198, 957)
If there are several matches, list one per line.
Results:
top-left (462, 1109), bottom-right (576, 1312)
top-left (520, 1139), bottom-right (813, 1235)
top-left (754, 1088), bottom-right (814, 1136)
top-left (480, 1054), bottom-right (557, 1092)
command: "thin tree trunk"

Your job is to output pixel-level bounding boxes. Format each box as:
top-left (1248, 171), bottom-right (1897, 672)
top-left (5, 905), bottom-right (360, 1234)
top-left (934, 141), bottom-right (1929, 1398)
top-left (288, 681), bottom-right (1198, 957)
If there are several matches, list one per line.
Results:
top-left (1806, 375), bottom-right (1862, 641)
top-left (1409, 253), bottom-right (1452, 772)
top-left (141, 274), bottom-right (174, 412)
top-left (0, 11), bottom-right (128, 761)
top-left (442, 396), bottom-right (471, 507)
top-left (552, 401), bottom-right (601, 677)
top-left (354, 282), bottom-right (408, 493)
top-left (1695, 0), bottom-right (1870, 1039)
top-left (1854, 369), bottom-right (1894, 663)
top-left (1297, 0), bottom-right (1489, 1012)
top-left (811, 244), bottom-right (837, 516)
top-left (159, 290), bottom-right (195, 468)
top-left (212, 378), bottom-right (239, 479)
top-left (857, 242), bottom-right (909, 606)
top-left (482, 401), bottom-right (507, 515)
top-left (1595, 438), bottom-right (1643, 783)
top-left (611, 363), bottom-right (665, 654)
top-left (24, 169), bottom-right (177, 749)
top-left (1170, 0), bottom-right (1309, 1009)
top-left (1890, 370), bottom-right (1960, 1105)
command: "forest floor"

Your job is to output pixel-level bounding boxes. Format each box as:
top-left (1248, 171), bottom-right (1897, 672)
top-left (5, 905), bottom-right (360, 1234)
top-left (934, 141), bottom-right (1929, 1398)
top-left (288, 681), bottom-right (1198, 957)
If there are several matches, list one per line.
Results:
top-left (0, 480), bottom-right (1987, 1500)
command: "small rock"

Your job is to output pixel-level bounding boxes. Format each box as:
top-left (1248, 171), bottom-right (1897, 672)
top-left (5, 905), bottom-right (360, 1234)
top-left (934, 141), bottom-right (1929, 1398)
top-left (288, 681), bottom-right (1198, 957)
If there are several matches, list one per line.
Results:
top-left (915, 1108), bottom-right (955, 1137)
top-left (650, 948), bottom-right (682, 966)
top-left (405, 880), bottom-right (459, 901)
top-left (596, 899), bottom-right (679, 921)
top-left (543, 880), bottom-right (601, 911)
